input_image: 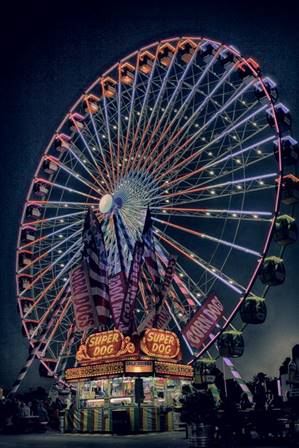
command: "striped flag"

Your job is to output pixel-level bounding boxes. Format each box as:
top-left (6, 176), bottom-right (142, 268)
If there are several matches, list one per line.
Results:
top-left (82, 209), bottom-right (111, 331)
top-left (142, 208), bottom-right (160, 300)
top-left (118, 241), bottom-right (144, 335)
top-left (155, 257), bottom-right (176, 328)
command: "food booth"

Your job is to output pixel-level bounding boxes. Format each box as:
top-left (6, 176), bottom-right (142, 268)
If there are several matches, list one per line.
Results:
top-left (64, 328), bottom-right (193, 433)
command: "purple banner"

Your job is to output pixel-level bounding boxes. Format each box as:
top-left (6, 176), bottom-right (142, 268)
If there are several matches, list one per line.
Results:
top-left (119, 242), bottom-right (144, 334)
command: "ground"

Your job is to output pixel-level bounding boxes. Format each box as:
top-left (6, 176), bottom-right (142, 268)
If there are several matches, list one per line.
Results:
top-left (0, 432), bottom-right (289, 448)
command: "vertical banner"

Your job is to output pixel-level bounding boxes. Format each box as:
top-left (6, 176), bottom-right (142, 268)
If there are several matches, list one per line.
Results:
top-left (182, 294), bottom-right (224, 350)
top-left (142, 208), bottom-right (160, 297)
top-left (82, 209), bottom-right (111, 331)
top-left (119, 242), bottom-right (144, 334)
top-left (108, 271), bottom-right (127, 328)
top-left (155, 257), bottom-right (176, 328)
top-left (70, 261), bottom-right (99, 331)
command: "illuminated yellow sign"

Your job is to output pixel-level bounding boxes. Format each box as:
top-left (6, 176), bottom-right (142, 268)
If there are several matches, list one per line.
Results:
top-left (155, 361), bottom-right (193, 378)
top-left (65, 361), bottom-right (124, 380)
top-left (76, 330), bottom-right (136, 363)
top-left (140, 329), bottom-right (180, 359)
top-left (125, 360), bottom-right (153, 374)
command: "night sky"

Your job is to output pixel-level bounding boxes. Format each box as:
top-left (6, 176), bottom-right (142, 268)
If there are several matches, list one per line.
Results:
top-left (0, 0), bottom-right (299, 390)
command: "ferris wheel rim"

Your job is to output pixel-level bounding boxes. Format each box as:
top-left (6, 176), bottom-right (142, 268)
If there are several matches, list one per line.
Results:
top-left (16, 35), bottom-right (284, 374)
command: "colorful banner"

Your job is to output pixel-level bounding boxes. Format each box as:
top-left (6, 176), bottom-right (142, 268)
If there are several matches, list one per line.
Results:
top-left (155, 257), bottom-right (176, 328)
top-left (108, 271), bottom-right (127, 328)
top-left (119, 242), bottom-right (144, 334)
top-left (70, 261), bottom-right (98, 331)
top-left (82, 209), bottom-right (110, 331)
top-left (182, 294), bottom-right (224, 350)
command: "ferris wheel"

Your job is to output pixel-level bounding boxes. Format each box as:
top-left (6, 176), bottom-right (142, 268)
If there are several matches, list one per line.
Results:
top-left (16, 36), bottom-right (298, 380)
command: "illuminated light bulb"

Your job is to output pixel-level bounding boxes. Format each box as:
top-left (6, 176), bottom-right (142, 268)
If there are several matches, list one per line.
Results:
top-left (236, 159), bottom-right (241, 164)
top-left (209, 171), bottom-right (214, 175)
top-left (232, 213), bottom-right (237, 217)
top-left (59, 234), bottom-right (63, 238)
top-left (253, 214), bottom-right (259, 219)
top-left (59, 219), bottom-right (64, 223)
top-left (179, 273), bottom-right (184, 278)
top-left (237, 185), bottom-right (242, 190)
top-left (206, 212), bottom-right (210, 215)
top-left (208, 151), bottom-right (212, 156)
top-left (60, 263), bottom-right (65, 268)
top-left (211, 190), bottom-right (216, 195)
top-left (257, 150), bottom-right (262, 155)
top-left (163, 210), bottom-right (167, 214)
top-left (259, 180), bottom-right (264, 185)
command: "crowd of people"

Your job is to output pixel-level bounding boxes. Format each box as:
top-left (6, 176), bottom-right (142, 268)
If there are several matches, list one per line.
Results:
top-left (0, 389), bottom-right (71, 434)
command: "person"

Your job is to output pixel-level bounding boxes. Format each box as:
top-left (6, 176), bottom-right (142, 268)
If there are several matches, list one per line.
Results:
top-left (240, 392), bottom-right (252, 410)
top-left (20, 401), bottom-right (31, 417)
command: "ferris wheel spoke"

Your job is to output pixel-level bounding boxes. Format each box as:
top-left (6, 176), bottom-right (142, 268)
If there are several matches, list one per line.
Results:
top-left (22, 211), bottom-right (86, 228)
top-left (152, 206), bottom-right (272, 222)
top-left (67, 142), bottom-right (104, 188)
top-left (155, 103), bottom-right (268, 183)
top-left (129, 41), bottom-right (181, 172)
top-left (88, 113), bottom-right (114, 192)
top-left (135, 45), bottom-right (202, 171)
top-left (53, 323), bottom-right (76, 374)
top-left (33, 178), bottom-right (100, 201)
top-left (142, 59), bottom-right (240, 174)
top-left (120, 53), bottom-right (142, 177)
top-left (164, 151), bottom-right (274, 198)
top-left (19, 219), bottom-right (83, 251)
top-left (19, 238), bottom-right (81, 297)
top-left (151, 78), bottom-right (258, 175)
top-left (18, 228), bottom-right (83, 275)
top-left (158, 185), bottom-right (275, 208)
top-left (159, 133), bottom-right (275, 190)
top-left (22, 247), bottom-right (80, 316)
top-left (155, 230), bottom-right (245, 294)
top-left (44, 156), bottom-right (101, 195)
top-left (40, 297), bottom-right (73, 357)
top-left (154, 172), bottom-right (276, 202)
top-left (26, 281), bottom-right (70, 338)
top-left (72, 125), bottom-right (110, 190)
top-left (156, 241), bottom-right (237, 335)
top-left (26, 200), bottom-right (98, 209)
top-left (155, 121), bottom-right (270, 187)
top-left (153, 217), bottom-right (261, 257)
top-left (100, 82), bottom-right (118, 186)
top-left (135, 43), bottom-right (221, 173)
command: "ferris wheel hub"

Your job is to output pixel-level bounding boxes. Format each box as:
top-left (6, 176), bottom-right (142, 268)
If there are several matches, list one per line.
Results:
top-left (99, 193), bottom-right (114, 213)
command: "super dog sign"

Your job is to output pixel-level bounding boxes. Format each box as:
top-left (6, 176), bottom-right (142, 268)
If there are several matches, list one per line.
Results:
top-left (76, 330), bottom-right (136, 363)
top-left (140, 329), bottom-right (180, 359)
